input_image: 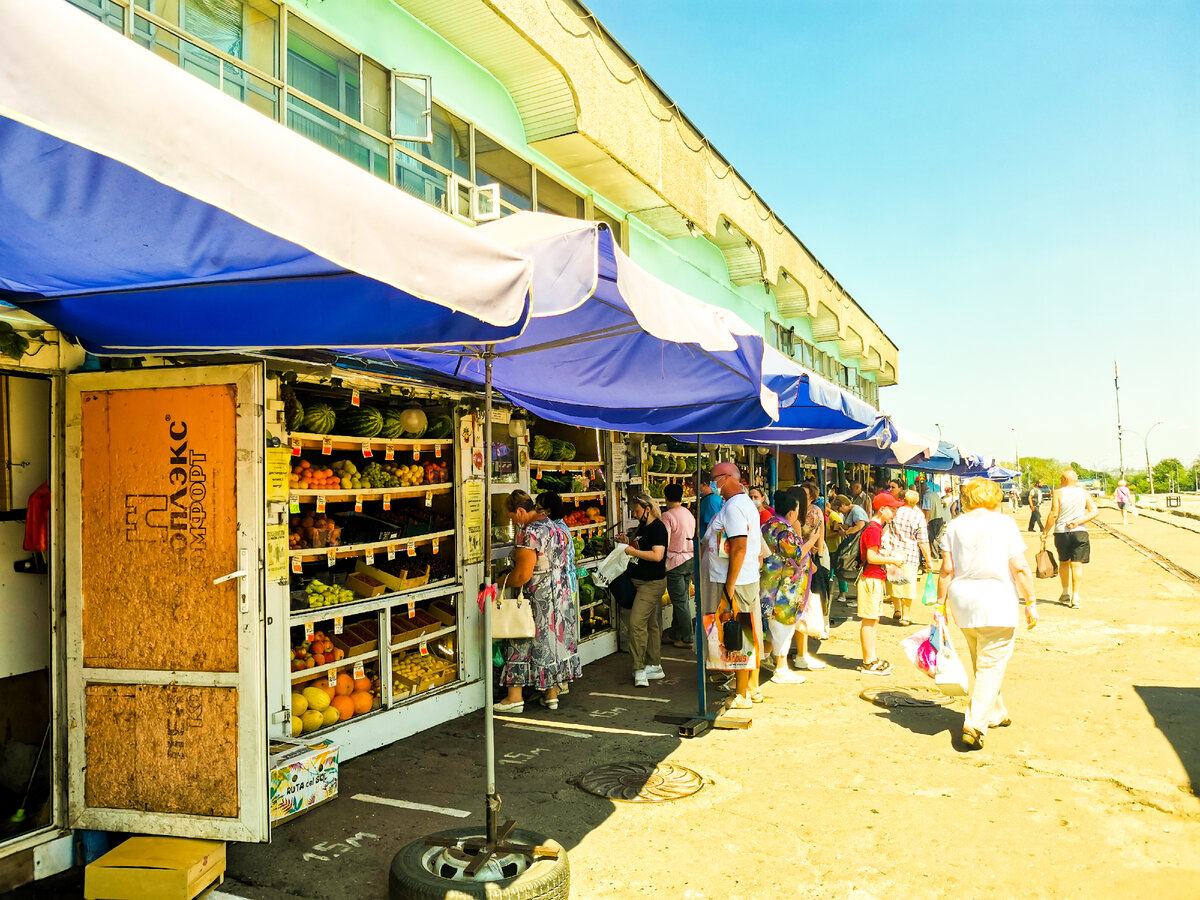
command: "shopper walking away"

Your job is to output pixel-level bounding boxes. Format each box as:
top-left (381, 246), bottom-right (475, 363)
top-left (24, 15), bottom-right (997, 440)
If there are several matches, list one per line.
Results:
top-left (1114, 479), bottom-right (1133, 525)
top-left (697, 469), bottom-right (724, 543)
top-left (661, 483), bottom-right (697, 649)
top-left (850, 480), bottom-right (872, 517)
top-left (702, 461), bottom-right (764, 708)
top-left (1027, 483), bottom-right (1044, 532)
top-left (1042, 469), bottom-right (1098, 608)
top-left (919, 481), bottom-right (947, 554)
top-left (857, 493), bottom-right (906, 675)
top-left (888, 490), bottom-right (935, 626)
top-left (759, 491), bottom-right (819, 683)
top-left (830, 495), bottom-right (869, 601)
top-left (620, 492), bottom-right (669, 687)
top-left (937, 478), bottom-right (1037, 750)
top-left (497, 490), bottom-right (581, 712)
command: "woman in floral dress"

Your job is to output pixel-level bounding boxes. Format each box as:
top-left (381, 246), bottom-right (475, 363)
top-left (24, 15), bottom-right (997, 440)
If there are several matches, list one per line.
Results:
top-left (760, 491), bottom-right (819, 683)
top-left (496, 490), bottom-right (581, 713)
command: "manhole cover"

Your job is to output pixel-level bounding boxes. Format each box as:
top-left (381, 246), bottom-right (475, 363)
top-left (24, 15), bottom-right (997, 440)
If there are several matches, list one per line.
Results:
top-left (860, 687), bottom-right (956, 708)
top-left (573, 762), bottom-right (707, 802)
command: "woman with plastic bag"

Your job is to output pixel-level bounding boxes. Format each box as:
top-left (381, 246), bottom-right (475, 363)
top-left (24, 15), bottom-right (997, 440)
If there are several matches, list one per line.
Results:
top-left (936, 478), bottom-right (1037, 750)
top-left (759, 491), bottom-right (820, 682)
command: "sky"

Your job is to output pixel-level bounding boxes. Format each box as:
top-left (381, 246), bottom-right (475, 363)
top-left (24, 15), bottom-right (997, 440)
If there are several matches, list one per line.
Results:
top-left (584, 0), bottom-right (1199, 473)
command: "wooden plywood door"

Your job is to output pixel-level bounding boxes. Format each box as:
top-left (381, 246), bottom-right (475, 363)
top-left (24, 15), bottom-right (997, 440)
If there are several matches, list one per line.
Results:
top-left (65, 365), bottom-right (267, 842)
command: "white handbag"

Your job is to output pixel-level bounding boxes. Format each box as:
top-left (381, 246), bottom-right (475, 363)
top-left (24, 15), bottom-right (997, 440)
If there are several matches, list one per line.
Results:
top-left (491, 583), bottom-right (535, 639)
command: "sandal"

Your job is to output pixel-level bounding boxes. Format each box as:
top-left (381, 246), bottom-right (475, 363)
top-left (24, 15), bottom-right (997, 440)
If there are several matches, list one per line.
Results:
top-left (749, 689), bottom-right (765, 704)
top-left (898, 618), bottom-right (912, 627)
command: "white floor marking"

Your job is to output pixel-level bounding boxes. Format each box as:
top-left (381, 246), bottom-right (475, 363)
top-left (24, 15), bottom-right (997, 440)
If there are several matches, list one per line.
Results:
top-left (588, 691), bottom-right (671, 703)
top-left (351, 793), bottom-right (471, 818)
top-left (494, 714), bottom-right (671, 737)
top-left (505, 722), bottom-right (592, 738)
top-left (660, 656), bottom-right (697, 663)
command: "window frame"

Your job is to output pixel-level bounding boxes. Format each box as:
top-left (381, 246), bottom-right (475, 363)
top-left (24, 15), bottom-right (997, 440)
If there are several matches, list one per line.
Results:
top-left (391, 72), bottom-right (432, 143)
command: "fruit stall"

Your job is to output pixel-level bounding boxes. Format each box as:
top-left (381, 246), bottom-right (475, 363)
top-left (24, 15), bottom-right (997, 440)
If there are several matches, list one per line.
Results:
top-left (644, 442), bottom-right (709, 506)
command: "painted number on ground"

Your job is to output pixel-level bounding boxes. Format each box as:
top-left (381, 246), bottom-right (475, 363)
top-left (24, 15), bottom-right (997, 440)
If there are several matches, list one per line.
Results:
top-left (303, 832), bottom-right (379, 862)
top-left (588, 706), bottom-right (627, 719)
top-left (501, 748), bottom-right (550, 766)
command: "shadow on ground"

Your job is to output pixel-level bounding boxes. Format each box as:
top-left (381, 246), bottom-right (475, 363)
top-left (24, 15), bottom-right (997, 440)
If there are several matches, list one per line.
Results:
top-left (1134, 685), bottom-right (1200, 797)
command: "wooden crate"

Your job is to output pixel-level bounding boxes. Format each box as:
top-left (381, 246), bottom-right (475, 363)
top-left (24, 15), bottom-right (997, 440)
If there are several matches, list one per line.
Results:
top-left (85, 837), bottom-right (225, 900)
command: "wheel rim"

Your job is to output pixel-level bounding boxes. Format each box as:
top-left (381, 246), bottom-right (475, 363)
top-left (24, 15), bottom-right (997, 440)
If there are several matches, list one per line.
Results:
top-left (419, 839), bottom-right (530, 883)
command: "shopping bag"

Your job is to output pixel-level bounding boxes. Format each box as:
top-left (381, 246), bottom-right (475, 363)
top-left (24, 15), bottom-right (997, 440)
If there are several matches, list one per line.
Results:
top-left (921, 573), bottom-right (939, 606)
top-left (886, 564), bottom-right (912, 585)
top-left (703, 613), bottom-right (756, 671)
top-left (1035, 548), bottom-right (1058, 579)
top-left (491, 588), bottom-right (535, 639)
top-left (800, 593), bottom-right (827, 639)
top-left (592, 544), bottom-right (631, 588)
top-left (901, 626), bottom-right (936, 677)
top-left (933, 627), bottom-right (969, 697)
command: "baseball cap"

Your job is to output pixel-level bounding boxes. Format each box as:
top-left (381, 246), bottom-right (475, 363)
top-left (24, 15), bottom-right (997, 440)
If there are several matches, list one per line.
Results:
top-left (711, 461), bottom-right (740, 479)
top-left (872, 492), bottom-right (903, 511)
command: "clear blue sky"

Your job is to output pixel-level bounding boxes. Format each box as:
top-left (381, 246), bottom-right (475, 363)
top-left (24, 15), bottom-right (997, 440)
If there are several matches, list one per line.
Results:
top-left (585, 0), bottom-right (1199, 474)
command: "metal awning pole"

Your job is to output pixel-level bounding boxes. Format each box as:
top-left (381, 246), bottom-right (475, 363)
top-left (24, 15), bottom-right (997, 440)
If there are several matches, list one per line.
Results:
top-left (693, 435), bottom-right (707, 718)
top-left (482, 348), bottom-right (499, 845)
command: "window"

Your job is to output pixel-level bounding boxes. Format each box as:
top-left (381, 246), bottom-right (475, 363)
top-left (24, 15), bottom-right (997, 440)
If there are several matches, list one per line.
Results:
top-left (392, 73), bottom-right (432, 142)
top-left (66, 0), bottom-right (125, 31)
top-left (287, 17), bottom-right (360, 118)
top-left (473, 131), bottom-right (532, 212)
top-left (591, 207), bottom-right (624, 251)
top-left (536, 173), bottom-right (585, 219)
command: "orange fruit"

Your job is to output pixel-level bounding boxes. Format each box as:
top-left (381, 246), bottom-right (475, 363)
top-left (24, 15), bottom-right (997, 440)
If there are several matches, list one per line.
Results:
top-left (331, 694), bottom-right (354, 721)
top-left (353, 676), bottom-right (371, 692)
top-left (351, 691), bottom-right (372, 715)
top-left (299, 459), bottom-right (311, 469)
top-left (312, 652), bottom-right (326, 666)
top-left (335, 674), bottom-right (354, 696)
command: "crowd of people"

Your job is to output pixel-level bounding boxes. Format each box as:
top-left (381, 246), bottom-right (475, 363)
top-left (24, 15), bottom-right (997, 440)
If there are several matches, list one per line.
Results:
top-left (492, 463), bottom-right (1095, 751)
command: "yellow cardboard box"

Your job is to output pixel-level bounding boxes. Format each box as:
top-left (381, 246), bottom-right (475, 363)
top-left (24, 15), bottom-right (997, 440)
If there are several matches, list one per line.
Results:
top-left (84, 837), bottom-right (224, 900)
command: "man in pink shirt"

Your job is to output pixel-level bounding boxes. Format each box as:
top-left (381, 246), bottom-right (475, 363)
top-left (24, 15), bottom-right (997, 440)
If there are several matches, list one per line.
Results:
top-left (661, 483), bottom-right (697, 648)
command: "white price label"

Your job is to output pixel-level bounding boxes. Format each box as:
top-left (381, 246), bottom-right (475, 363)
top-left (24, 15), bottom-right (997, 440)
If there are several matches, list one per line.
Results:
top-left (334, 616), bottom-right (344, 635)
top-left (424, 491), bottom-right (433, 508)
top-left (419, 639), bottom-right (428, 657)
top-left (291, 438), bottom-right (302, 457)
top-left (354, 495), bottom-right (363, 512)
top-left (321, 436), bottom-right (333, 455)
top-left (432, 538), bottom-right (440, 554)
top-left (327, 669), bottom-right (338, 687)
top-left (352, 661), bottom-right (365, 681)
top-left (326, 548), bottom-right (336, 568)
top-left (387, 544), bottom-right (398, 560)
top-left (382, 495), bottom-right (391, 511)
top-left (351, 389), bottom-right (360, 407)
top-left (385, 444), bottom-right (395, 461)
top-left (407, 601), bottom-right (416, 617)
top-left (304, 621), bottom-right (315, 641)
top-left (362, 444), bottom-right (373, 458)
top-left (316, 495), bottom-right (326, 513)
top-left (413, 445), bottom-right (421, 461)
top-left (291, 556), bottom-right (302, 574)
top-left (434, 444), bottom-right (442, 458)
top-left (365, 547), bottom-right (374, 565)
top-left (407, 543), bottom-right (417, 557)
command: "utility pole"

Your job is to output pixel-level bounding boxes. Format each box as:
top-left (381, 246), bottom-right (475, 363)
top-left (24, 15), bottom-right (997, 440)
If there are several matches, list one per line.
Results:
top-left (1114, 361), bottom-right (1125, 479)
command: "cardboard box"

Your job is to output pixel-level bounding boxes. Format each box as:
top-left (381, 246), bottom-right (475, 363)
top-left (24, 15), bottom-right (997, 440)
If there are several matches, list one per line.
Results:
top-left (345, 571), bottom-right (387, 598)
top-left (84, 837), bottom-right (225, 900)
top-left (268, 738), bottom-right (339, 826)
top-left (332, 620), bottom-right (378, 656)
top-left (429, 599), bottom-right (457, 626)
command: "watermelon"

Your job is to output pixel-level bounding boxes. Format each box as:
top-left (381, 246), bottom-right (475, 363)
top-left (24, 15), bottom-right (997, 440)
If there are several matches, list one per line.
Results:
top-left (554, 440), bottom-right (576, 461)
top-left (299, 402), bottom-right (336, 435)
top-left (379, 410), bottom-right (406, 440)
top-left (285, 394), bottom-right (303, 432)
top-left (341, 406), bottom-right (384, 438)
top-left (425, 414), bottom-right (454, 440)
top-left (531, 435), bottom-right (553, 460)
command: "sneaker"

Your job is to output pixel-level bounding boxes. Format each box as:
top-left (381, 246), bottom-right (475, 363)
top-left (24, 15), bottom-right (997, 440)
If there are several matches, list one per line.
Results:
top-left (858, 659), bottom-right (893, 676)
top-left (771, 667), bottom-right (806, 684)
top-left (644, 665), bottom-right (666, 681)
top-left (760, 655), bottom-right (777, 673)
top-left (796, 655), bottom-right (826, 670)
top-left (633, 669), bottom-right (649, 688)
top-left (1058, 591), bottom-right (1071, 604)
top-left (728, 694), bottom-right (753, 710)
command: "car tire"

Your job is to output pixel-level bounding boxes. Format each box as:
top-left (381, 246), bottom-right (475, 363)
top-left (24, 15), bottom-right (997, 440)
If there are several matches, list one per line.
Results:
top-left (389, 827), bottom-right (569, 900)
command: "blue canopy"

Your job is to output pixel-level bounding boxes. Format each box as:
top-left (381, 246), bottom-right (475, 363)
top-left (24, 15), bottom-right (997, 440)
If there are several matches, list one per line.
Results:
top-left (759, 348), bottom-right (882, 430)
top-left (0, 1), bottom-right (531, 352)
top-left (351, 216), bottom-right (783, 434)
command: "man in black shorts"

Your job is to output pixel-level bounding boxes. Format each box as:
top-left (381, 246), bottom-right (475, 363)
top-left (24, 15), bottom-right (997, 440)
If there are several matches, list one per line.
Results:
top-left (1041, 469), bottom-right (1098, 608)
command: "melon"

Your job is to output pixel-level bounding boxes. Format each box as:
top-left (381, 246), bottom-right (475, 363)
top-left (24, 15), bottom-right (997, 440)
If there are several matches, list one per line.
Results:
top-left (425, 414), bottom-right (454, 439)
top-left (302, 686), bottom-right (331, 712)
top-left (321, 706), bottom-right (340, 727)
top-left (300, 709), bottom-right (324, 733)
top-left (399, 407), bottom-right (427, 438)
top-left (341, 406), bottom-right (384, 438)
top-left (300, 402), bottom-right (336, 435)
top-left (291, 716), bottom-right (303, 737)
top-left (290, 692), bottom-right (308, 716)
top-left (379, 410), bottom-right (406, 440)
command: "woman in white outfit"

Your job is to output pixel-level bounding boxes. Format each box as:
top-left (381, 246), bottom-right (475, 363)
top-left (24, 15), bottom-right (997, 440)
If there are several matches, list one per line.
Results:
top-left (937, 478), bottom-right (1037, 750)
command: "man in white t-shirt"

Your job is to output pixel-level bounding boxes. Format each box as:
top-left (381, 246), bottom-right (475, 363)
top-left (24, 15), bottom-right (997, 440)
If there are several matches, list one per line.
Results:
top-left (703, 461), bottom-right (762, 709)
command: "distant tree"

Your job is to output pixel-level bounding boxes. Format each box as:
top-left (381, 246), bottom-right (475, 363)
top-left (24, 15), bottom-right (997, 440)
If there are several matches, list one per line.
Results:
top-left (1153, 458), bottom-right (1186, 493)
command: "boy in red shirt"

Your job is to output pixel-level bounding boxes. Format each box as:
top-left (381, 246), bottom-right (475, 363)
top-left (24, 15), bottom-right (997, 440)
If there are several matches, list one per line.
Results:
top-left (858, 492), bottom-right (905, 675)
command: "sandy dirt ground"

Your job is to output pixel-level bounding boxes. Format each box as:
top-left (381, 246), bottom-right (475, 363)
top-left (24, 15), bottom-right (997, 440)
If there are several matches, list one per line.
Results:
top-left (17, 509), bottom-right (1199, 899)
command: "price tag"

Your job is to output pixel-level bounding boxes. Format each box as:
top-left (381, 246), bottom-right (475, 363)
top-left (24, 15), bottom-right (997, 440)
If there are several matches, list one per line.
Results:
top-left (413, 445), bottom-right (421, 461)
top-left (385, 444), bottom-right (395, 461)
top-left (418, 639), bottom-right (428, 657)
top-left (362, 444), bottom-right (373, 459)
top-left (291, 437), bottom-right (302, 457)
top-left (434, 444), bottom-right (442, 458)
top-left (432, 537), bottom-right (440, 554)
top-left (334, 616), bottom-right (344, 635)
top-left (407, 542), bottom-right (416, 557)
top-left (387, 544), bottom-right (398, 560)
top-left (354, 494), bottom-right (363, 512)
top-left (291, 556), bottom-right (302, 574)
top-left (424, 491), bottom-right (433, 508)
top-left (289, 499), bottom-right (301, 513)
top-left (535, 468), bottom-right (542, 479)
top-left (316, 495), bottom-right (326, 513)
top-left (382, 494), bottom-right (392, 511)
top-left (304, 621), bottom-right (315, 641)
top-left (321, 436), bottom-right (333, 455)
top-left (327, 669), bottom-right (338, 687)
top-left (351, 389), bottom-right (360, 407)
top-left (326, 548), bottom-right (336, 568)
top-left (352, 661), bottom-right (365, 681)
top-left (407, 601), bottom-right (416, 617)
top-left (364, 547), bottom-right (374, 565)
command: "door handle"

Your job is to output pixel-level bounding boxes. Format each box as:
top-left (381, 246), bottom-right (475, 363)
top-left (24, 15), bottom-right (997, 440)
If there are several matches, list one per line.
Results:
top-left (215, 549), bottom-right (252, 614)
top-left (213, 569), bottom-right (247, 585)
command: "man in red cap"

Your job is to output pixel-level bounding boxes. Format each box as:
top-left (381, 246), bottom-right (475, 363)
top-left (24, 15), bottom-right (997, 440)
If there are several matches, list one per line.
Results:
top-left (701, 460), bottom-right (763, 708)
top-left (857, 492), bottom-right (906, 675)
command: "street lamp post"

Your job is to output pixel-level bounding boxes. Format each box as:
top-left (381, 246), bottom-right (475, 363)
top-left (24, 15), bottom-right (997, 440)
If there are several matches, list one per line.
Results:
top-left (1011, 427), bottom-right (1021, 491)
top-left (1145, 421), bottom-right (1164, 496)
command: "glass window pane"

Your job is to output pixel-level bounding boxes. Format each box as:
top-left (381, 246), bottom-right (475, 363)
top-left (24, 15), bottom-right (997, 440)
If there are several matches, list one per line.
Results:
top-left (392, 74), bottom-right (431, 142)
top-left (592, 208), bottom-right (622, 248)
top-left (66, 0), bottom-right (125, 31)
top-left (400, 105), bottom-right (470, 179)
top-left (536, 173), bottom-right (584, 219)
top-left (394, 149), bottom-right (448, 212)
top-left (223, 60), bottom-right (277, 118)
top-left (287, 16), bottom-right (360, 119)
top-left (287, 94), bottom-right (387, 179)
top-left (363, 59), bottom-right (390, 136)
top-left (474, 132), bottom-right (532, 211)
top-left (182, 0), bottom-right (243, 56)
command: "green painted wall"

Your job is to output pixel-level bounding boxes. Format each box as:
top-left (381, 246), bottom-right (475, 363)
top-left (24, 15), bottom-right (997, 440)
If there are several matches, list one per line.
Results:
top-left (292, 0), bottom-right (869, 382)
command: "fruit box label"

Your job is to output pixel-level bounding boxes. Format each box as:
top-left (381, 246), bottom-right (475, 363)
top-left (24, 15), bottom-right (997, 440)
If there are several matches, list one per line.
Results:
top-left (269, 739), bottom-right (339, 825)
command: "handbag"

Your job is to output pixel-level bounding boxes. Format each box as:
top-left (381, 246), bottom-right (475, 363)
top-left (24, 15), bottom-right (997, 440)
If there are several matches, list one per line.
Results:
top-left (716, 587), bottom-right (744, 651)
top-left (490, 582), bottom-right (535, 639)
top-left (609, 570), bottom-right (637, 610)
top-left (1035, 548), bottom-right (1059, 579)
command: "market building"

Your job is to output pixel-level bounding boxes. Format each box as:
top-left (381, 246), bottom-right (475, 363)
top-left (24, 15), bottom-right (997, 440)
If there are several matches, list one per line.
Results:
top-left (0, 0), bottom-right (899, 889)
